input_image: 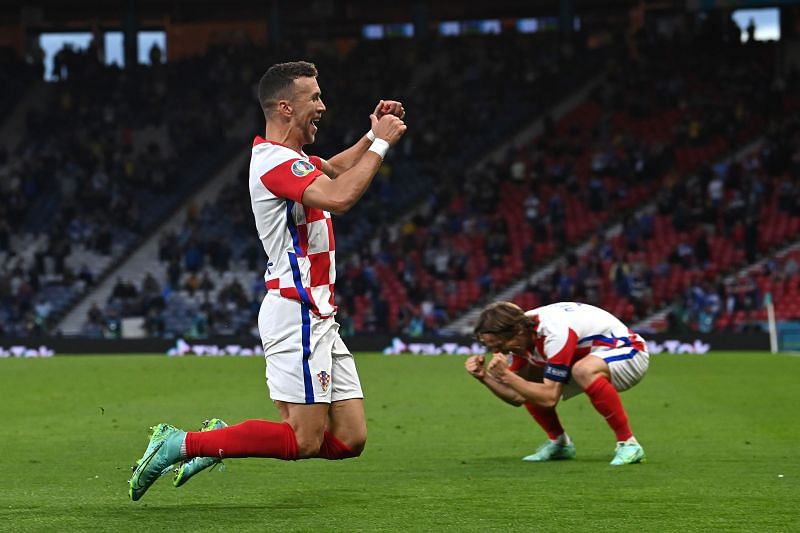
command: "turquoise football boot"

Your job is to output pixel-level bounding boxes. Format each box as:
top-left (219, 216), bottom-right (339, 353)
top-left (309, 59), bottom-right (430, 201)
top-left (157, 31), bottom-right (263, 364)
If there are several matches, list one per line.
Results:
top-left (129, 423), bottom-right (186, 501)
top-left (609, 441), bottom-right (646, 466)
top-left (172, 418), bottom-right (228, 487)
top-left (522, 440), bottom-right (576, 462)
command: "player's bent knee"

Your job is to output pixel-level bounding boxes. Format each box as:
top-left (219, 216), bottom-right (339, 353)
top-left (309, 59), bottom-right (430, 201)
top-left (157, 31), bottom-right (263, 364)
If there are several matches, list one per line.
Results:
top-left (318, 433), bottom-right (365, 459)
top-left (336, 440), bottom-right (364, 459)
top-left (539, 397), bottom-right (559, 409)
top-left (294, 434), bottom-right (325, 458)
top-left (571, 362), bottom-right (609, 389)
top-left (296, 443), bottom-right (323, 459)
top-left (346, 437), bottom-right (366, 458)
top-left (570, 366), bottom-right (591, 387)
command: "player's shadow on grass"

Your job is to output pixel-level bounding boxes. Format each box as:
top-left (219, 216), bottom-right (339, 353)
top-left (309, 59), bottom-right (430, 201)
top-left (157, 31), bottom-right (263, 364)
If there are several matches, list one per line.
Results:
top-left (465, 453), bottom-right (616, 466)
top-left (124, 489), bottom-right (374, 512)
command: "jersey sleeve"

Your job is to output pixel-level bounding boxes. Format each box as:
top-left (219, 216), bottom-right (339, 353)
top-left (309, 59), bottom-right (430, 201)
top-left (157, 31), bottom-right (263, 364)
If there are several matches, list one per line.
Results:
top-left (259, 157), bottom-right (325, 203)
top-left (540, 324), bottom-right (579, 383)
top-left (308, 155), bottom-right (324, 171)
top-left (508, 354), bottom-right (528, 372)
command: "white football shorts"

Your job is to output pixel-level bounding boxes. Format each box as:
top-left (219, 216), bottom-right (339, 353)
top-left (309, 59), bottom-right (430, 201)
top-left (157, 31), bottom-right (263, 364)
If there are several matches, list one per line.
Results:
top-left (258, 292), bottom-right (363, 404)
top-left (562, 341), bottom-right (650, 400)
top-left (600, 344), bottom-right (650, 393)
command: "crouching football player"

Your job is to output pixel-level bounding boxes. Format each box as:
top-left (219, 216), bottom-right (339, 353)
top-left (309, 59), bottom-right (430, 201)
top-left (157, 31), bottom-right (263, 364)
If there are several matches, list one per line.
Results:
top-left (466, 301), bottom-right (649, 465)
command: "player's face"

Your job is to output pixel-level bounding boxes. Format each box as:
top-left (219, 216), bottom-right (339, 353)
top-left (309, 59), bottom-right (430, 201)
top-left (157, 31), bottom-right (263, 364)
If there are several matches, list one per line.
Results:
top-left (290, 76), bottom-right (326, 145)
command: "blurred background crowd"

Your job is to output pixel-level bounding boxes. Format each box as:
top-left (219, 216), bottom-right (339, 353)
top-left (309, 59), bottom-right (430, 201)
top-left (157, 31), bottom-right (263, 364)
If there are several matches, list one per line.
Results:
top-left (1, 0), bottom-right (799, 341)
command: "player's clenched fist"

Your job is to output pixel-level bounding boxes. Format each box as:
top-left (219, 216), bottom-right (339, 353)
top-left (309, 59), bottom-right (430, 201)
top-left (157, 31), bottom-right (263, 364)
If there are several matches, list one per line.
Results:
top-left (370, 113), bottom-right (406, 146)
top-left (373, 99), bottom-right (405, 120)
top-left (487, 353), bottom-right (510, 382)
top-left (464, 355), bottom-right (486, 381)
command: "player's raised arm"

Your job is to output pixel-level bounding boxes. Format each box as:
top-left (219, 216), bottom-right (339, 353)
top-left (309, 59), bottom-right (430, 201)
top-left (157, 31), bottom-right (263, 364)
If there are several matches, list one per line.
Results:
top-left (302, 113), bottom-right (406, 214)
top-left (323, 100), bottom-right (406, 178)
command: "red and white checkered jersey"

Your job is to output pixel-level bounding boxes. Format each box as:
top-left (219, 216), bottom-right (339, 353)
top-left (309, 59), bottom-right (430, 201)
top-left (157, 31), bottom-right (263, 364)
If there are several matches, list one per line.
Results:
top-left (515, 302), bottom-right (646, 383)
top-left (249, 136), bottom-right (336, 318)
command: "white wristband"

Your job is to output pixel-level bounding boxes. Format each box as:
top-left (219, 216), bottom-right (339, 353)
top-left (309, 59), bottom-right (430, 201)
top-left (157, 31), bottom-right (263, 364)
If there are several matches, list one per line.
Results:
top-left (368, 138), bottom-right (390, 159)
top-left (366, 129), bottom-right (376, 141)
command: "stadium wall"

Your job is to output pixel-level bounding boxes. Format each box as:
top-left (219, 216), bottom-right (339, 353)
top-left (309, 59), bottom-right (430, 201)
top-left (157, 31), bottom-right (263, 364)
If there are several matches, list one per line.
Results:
top-left (0, 24), bottom-right (23, 54)
top-left (165, 19), bottom-right (267, 60)
top-left (0, 333), bottom-right (770, 357)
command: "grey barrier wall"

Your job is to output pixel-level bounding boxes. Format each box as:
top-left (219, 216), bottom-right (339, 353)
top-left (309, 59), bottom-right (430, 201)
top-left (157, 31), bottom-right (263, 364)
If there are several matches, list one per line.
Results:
top-left (0, 332), bottom-right (771, 356)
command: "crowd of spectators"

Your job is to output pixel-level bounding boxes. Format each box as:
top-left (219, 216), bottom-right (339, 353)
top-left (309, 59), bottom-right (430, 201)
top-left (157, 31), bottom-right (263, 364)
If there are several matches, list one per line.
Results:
top-left (0, 37), bottom-right (266, 336)
top-left (511, 94), bottom-right (800, 333)
top-left (75, 36), bottom-right (427, 338)
top-left (80, 35), bottom-right (800, 339)
top-left (345, 38), bottom-right (796, 335)
top-left (73, 31), bottom-right (606, 338)
top-left (663, 107), bottom-right (800, 333)
top-left (85, 178), bottom-right (268, 338)
top-left (4, 29), bottom-right (799, 339)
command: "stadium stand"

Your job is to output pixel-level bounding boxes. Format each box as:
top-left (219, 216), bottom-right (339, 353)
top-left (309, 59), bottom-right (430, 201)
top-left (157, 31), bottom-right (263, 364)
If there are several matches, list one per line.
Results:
top-left (69, 32), bottom-right (609, 338)
top-left (3, 16), bottom-right (800, 340)
top-left (238, 41), bottom-right (794, 337)
top-left (505, 63), bottom-right (800, 333)
top-left (0, 50), bottom-right (39, 121)
top-left (385, 40), bottom-right (795, 335)
top-left (0, 42), bottom-right (260, 336)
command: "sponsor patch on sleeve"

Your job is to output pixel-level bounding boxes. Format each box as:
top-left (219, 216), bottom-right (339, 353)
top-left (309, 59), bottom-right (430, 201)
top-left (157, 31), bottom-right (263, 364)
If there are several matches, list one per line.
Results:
top-left (291, 159), bottom-right (316, 177)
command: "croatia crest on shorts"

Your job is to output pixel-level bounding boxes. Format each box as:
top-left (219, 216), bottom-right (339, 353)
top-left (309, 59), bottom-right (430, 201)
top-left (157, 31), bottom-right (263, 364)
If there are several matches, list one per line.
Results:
top-left (317, 370), bottom-right (331, 392)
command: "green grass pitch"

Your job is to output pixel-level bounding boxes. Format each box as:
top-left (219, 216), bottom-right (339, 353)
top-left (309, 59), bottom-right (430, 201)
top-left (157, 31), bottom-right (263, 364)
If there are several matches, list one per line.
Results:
top-left (1, 352), bottom-right (797, 532)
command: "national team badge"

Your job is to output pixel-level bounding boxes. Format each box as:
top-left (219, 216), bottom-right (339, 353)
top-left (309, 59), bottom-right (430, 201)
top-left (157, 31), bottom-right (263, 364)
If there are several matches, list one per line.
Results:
top-left (291, 159), bottom-right (316, 177)
top-left (316, 370), bottom-right (330, 392)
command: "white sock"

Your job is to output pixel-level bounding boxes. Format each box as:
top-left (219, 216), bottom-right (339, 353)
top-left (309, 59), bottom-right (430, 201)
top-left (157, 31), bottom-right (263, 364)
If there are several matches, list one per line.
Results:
top-left (180, 436), bottom-right (188, 459)
top-left (553, 433), bottom-right (572, 446)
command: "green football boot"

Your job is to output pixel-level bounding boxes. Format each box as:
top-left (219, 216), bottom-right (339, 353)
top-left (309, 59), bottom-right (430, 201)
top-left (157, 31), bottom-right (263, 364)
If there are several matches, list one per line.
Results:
top-left (609, 441), bottom-right (646, 466)
top-left (129, 423), bottom-right (186, 501)
top-left (522, 440), bottom-right (577, 462)
top-left (172, 418), bottom-right (228, 488)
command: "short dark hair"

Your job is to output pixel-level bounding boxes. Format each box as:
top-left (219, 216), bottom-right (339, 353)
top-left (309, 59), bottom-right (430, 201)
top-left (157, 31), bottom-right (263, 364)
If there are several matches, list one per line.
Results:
top-left (257, 61), bottom-right (318, 117)
top-left (473, 301), bottom-right (535, 341)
